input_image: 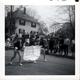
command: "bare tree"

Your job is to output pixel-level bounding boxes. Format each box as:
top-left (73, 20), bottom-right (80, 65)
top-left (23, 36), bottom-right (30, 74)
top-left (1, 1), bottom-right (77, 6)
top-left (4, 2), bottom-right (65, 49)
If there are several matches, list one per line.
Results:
top-left (66, 6), bottom-right (75, 39)
top-left (39, 21), bottom-right (49, 34)
top-left (57, 5), bottom-right (75, 28)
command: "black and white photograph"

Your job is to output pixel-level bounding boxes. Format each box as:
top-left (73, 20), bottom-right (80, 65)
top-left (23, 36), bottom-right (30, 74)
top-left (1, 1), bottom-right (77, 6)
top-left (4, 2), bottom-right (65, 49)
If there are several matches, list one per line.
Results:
top-left (5, 5), bottom-right (75, 75)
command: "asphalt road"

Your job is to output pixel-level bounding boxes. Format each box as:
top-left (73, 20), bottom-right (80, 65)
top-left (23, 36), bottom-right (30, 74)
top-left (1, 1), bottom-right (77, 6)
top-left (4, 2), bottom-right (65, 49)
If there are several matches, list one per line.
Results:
top-left (5, 49), bottom-right (75, 75)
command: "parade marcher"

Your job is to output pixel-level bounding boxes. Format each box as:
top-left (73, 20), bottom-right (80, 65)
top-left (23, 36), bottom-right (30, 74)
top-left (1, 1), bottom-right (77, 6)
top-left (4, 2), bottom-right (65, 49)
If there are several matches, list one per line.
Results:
top-left (25, 32), bottom-right (29, 39)
top-left (22, 30), bottom-right (26, 46)
top-left (30, 31), bottom-right (35, 46)
top-left (9, 31), bottom-right (23, 66)
top-left (33, 38), bottom-right (40, 63)
top-left (24, 31), bottom-right (38, 63)
top-left (40, 37), bottom-right (47, 61)
top-left (23, 38), bottom-right (30, 48)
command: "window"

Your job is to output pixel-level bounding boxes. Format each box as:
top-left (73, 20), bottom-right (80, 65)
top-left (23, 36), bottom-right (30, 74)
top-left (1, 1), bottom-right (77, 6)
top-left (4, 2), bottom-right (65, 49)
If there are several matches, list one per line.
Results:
top-left (31, 22), bottom-right (36, 28)
top-left (19, 19), bottom-right (25, 25)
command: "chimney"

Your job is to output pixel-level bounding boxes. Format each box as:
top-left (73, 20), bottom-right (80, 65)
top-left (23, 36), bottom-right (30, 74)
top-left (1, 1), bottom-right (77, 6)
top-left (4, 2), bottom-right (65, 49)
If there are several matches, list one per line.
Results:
top-left (24, 7), bottom-right (26, 14)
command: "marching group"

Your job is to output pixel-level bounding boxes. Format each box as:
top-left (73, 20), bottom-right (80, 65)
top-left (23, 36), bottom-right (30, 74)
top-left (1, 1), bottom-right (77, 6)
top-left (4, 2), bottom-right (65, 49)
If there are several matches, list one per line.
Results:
top-left (6, 29), bottom-right (75, 66)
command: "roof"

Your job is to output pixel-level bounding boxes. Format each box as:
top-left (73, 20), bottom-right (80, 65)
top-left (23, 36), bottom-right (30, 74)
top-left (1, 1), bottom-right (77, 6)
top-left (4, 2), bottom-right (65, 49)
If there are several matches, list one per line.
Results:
top-left (13, 9), bottom-right (40, 24)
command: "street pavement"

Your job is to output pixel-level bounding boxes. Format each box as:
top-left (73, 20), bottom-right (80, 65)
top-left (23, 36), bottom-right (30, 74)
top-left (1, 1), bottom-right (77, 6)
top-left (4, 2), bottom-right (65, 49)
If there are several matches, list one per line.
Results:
top-left (5, 49), bottom-right (75, 75)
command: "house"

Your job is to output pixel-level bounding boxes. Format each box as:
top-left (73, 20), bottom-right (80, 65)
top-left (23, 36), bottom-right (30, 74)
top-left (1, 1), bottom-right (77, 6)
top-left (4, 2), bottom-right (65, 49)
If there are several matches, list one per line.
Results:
top-left (13, 7), bottom-right (41, 34)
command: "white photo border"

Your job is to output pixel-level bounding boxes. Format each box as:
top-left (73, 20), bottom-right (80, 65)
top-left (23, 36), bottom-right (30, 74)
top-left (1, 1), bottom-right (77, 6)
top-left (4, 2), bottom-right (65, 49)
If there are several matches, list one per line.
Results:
top-left (0, 0), bottom-right (80, 80)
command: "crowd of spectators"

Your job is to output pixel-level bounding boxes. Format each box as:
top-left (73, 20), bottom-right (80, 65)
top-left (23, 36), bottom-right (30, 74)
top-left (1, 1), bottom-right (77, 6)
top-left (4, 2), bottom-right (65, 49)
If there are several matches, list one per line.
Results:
top-left (6, 29), bottom-right (75, 58)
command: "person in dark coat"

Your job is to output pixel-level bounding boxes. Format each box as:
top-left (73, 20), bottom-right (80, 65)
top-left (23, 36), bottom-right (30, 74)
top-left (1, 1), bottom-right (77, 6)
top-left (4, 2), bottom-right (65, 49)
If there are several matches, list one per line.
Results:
top-left (40, 37), bottom-right (47, 61)
top-left (58, 38), bottom-right (64, 56)
top-left (63, 38), bottom-right (70, 56)
top-left (49, 37), bottom-right (54, 54)
top-left (22, 30), bottom-right (26, 46)
top-left (71, 40), bottom-right (75, 57)
top-left (29, 31), bottom-right (35, 46)
top-left (9, 33), bottom-right (23, 66)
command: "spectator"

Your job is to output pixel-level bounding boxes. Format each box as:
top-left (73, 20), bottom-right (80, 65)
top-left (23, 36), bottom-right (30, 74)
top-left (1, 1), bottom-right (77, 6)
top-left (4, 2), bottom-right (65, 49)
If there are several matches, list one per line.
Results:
top-left (64, 38), bottom-right (70, 56)
top-left (49, 37), bottom-right (54, 54)
top-left (71, 40), bottom-right (75, 57)
top-left (58, 38), bottom-right (64, 56)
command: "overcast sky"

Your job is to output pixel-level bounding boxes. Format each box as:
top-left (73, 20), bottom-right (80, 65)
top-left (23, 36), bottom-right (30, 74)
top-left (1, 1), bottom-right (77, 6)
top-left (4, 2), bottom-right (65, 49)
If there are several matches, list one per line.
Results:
top-left (28, 6), bottom-right (69, 26)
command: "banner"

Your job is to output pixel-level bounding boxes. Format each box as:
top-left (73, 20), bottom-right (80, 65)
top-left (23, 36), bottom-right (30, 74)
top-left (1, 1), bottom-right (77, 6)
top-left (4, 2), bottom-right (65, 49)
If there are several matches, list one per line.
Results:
top-left (23, 46), bottom-right (41, 61)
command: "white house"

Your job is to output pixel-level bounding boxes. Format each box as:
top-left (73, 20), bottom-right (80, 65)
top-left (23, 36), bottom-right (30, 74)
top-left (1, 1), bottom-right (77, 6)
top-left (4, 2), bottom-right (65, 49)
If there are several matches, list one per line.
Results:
top-left (13, 7), bottom-right (41, 34)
